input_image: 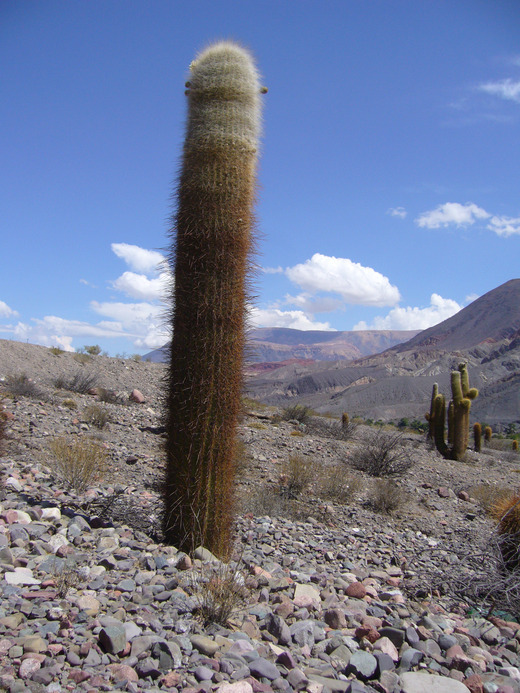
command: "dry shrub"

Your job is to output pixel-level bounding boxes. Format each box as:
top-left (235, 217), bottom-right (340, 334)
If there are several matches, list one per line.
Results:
top-left (368, 479), bottom-right (407, 514)
top-left (3, 373), bottom-right (43, 399)
top-left (280, 404), bottom-right (313, 424)
top-left (97, 388), bottom-right (122, 404)
top-left (47, 436), bottom-right (108, 492)
top-left (61, 398), bottom-right (77, 409)
top-left (248, 422), bottom-right (267, 430)
top-left (279, 455), bottom-right (315, 498)
top-left (191, 561), bottom-right (249, 626)
top-left (306, 415), bottom-right (359, 441)
top-left (83, 404), bottom-right (110, 429)
top-left (470, 483), bottom-right (512, 514)
top-left (317, 465), bottom-right (363, 504)
top-left (348, 429), bottom-right (411, 477)
top-left (0, 400), bottom-right (8, 455)
top-left (73, 353), bottom-right (92, 365)
top-left (491, 491), bottom-right (520, 572)
top-left (54, 370), bottom-right (98, 394)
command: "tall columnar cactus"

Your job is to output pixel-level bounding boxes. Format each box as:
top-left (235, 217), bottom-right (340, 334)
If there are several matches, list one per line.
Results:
top-left (163, 42), bottom-right (264, 557)
top-left (432, 363), bottom-right (478, 461)
top-left (425, 383), bottom-right (438, 439)
top-left (473, 422), bottom-right (482, 453)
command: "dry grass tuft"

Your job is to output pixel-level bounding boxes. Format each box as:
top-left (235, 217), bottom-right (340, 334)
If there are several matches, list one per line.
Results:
top-left (469, 484), bottom-right (513, 515)
top-left (83, 404), bottom-right (110, 429)
top-left (191, 561), bottom-right (249, 626)
top-left (2, 373), bottom-right (43, 399)
top-left (348, 428), bottom-right (412, 477)
top-left (279, 455), bottom-right (315, 498)
top-left (54, 369), bottom-right (98, 394)
top-left (47, 436), bottom-right (108, 492)
top-left (316, 464), bottom-right (363, 504)
top-left (368, 479), bottom-right (407, 514)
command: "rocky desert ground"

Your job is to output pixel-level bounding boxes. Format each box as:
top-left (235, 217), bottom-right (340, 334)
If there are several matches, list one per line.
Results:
top-left (1, 338), bottom-right (520, 693)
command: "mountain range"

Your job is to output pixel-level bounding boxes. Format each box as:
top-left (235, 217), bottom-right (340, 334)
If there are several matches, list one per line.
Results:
top-left (244, 279), bottom-right (520, 427)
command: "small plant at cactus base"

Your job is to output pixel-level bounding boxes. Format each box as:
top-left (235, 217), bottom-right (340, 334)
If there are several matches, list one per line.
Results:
top-left (190, 557), bottom-right (249, 626)
top-left (47, 436), bottom-right (108, 493)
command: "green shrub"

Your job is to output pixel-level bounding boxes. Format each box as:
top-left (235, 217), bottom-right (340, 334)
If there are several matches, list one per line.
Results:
top-left (62, 398), bottom-right (77, 409)
top-left (79, 345), bottom-right (101, 356)
top-left (49, 346), bottom-right (64, 356)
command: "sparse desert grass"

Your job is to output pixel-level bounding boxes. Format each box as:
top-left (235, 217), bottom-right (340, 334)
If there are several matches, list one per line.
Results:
top-left (248, 422), bottom-right (267, 430)
top-left (348, 428), bottom-right (412, 477)
top-left (48, 346), bottom-right (64, 356)
top-left (54, 369), bottom-right (99, 394)
top-left (316, 464), bottom-right (363, 504)
top-left (73, 353), bottom-right (92, 365)
top-left (2, 373), bottom-right (44, 400)
top-left (368, 479), bottom-right (407, 514)
top-left (47, 436), bottom-right (108, 492)
top-left (0, 400), bottom-right (7, 454)
top-left (279, 403), bottom-right (313, 424)
top-left (96, 387), bottom-right (123, 404)
top-left (242, 396), bottom-right (270, 413)
top-left (279, 454), bottom-right (315, 498)
top-left (305, 415), bottom-right (359, 441)
top-left (61, 398), bottom-right (77, 409)
top-left (468, 483), bottom-right (512, 514)
top-left (190, 560), bottom-right (249, 626)
top-left (83, 404), bottom-right (110, 429)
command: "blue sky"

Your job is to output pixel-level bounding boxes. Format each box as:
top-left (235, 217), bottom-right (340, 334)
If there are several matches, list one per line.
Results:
top-left (1, 1), bottom-right (519, 355)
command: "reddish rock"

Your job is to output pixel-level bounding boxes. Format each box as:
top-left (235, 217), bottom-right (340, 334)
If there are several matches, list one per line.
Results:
top-left (464, 673), bottom-right (484, 693)
top-left (438, 487), bottom-right (450, 498)
top-left (324, 608), bottom-right (347, 629)
top-left (355, 625), bottom-right (380, 643)
top-left (68, 669), bottom-right (91, 683)
top-left (457, 490), bottom-right (471, 501)
top-left (129, 389), bottom-right (146, 403)
top-left (346, 581), bottom-right (367, 599)
top-left (108, 664), bottom-right (139, 683)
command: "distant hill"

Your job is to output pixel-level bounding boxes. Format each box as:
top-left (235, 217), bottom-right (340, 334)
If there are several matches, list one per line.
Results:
top-left (245, 279), bottom-right (520, 427)
top-left (145, 328), bottom-right (418, 364)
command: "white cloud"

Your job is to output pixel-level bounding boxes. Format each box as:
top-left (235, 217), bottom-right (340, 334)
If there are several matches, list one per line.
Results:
top-left (416, 202), bottom-right (490, 229)
top-left (284, 293), bottom-right (344, 314)
top-left (487, 215), bottom-right (520, 237)
top-left (354, 293), bottom-right (462, 331)
top-left (478, 78), bottom-right (520, 104)
top-left (285, 254), bottom-right (400, 307)
top-left (249, 307), bottom-right (335, 331)
top-left (262, 266), bottom-right (284, 274)
top-left (111, 270), bottom-right (172, 301)
top-left (111, 243), bottom-right (166, 274)
top-left (387, 207), bottom-right (407, 219)
top-left (0, 301), bottom-right (18, 318)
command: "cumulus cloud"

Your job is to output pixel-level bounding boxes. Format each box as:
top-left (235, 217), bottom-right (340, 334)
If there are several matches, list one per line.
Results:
top-left (478, 78), bottom-right (520, 104)
top-left (111, 243), bottom-right (166, 274)
top-left (416, 202), bottom-right (490, 229)
top-left (387, 207), bottom-right (407, 219)
top-left (0, 301), bottom-right (18, 318)
top-left (487, 215), bottom-right (520, 237)
top-left (284, 293), bottom-right (345, 314)
top-left (111, 270), bottom-right (172, 301)
top-left (262, 266), bottom-right (284, 274)
top-left (249, 306), bottom-right (335, 331)
top-left (285, 254), bottom-right (400, 307)
top-left (354, 293), bottom-right (462, 331)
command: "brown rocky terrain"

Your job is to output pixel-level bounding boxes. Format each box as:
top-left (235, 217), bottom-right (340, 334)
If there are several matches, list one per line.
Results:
top-left (1, 338), bottom-right (520, 691)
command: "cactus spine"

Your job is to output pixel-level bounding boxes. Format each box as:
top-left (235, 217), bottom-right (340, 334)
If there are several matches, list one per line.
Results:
top-left (432, 363), bottom-right (478, 461)
top-left (163, 42), bottom-right (263, 557)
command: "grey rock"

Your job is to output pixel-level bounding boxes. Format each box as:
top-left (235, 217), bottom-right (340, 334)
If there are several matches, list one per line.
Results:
top-left (346, 650), bottom-right (378, 680)
top-left (99, 624), bottom-right (127, 654)
top-left (400, 672), bottom-right (470, 692)
top-left (248, 657), bottom-right (281, 681)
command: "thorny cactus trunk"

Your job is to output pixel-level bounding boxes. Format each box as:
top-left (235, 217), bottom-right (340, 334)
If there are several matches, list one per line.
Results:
top-left (163, 42), bottom-right (263, 558)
